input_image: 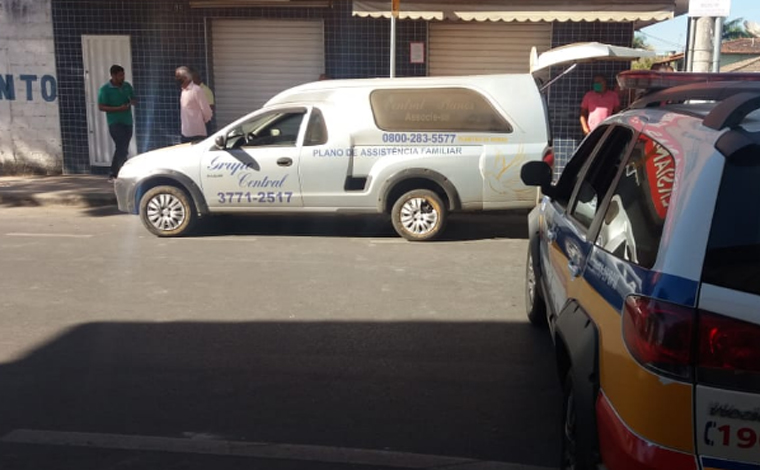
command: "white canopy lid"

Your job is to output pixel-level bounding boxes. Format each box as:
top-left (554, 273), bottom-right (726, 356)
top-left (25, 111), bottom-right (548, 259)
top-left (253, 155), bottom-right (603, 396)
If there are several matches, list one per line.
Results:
top-left (530, 42), bottom-right (656, 74)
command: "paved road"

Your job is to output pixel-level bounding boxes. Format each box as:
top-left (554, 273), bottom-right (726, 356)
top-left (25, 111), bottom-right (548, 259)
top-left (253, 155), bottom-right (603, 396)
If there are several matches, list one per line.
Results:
top-left (0, 207), bottom-right (561, 470)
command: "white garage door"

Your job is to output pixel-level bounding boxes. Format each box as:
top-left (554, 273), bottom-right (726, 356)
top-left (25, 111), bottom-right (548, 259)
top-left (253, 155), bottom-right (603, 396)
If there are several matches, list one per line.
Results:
top-left (212, 19), bottom-right (325, 127)
top-left (429, 21), bottom-right (552, 76)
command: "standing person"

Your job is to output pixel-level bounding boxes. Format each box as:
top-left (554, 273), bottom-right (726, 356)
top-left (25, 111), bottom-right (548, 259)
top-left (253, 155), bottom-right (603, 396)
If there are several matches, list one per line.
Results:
top-left (191, 68), bottom-right (215, 135)
top-left (579, 74), bottom-right (620, 136)
top-left (98, 64), bottom-right (136, 182)
top-left (175, 66), bottom-right (213, 143)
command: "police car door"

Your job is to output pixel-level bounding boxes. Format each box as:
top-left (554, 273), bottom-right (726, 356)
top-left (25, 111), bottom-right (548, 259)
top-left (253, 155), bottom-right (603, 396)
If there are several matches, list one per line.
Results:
top-left (542, 126), bottom-right (634, 316)
top-left (200, 108), bottom-right (306, 209)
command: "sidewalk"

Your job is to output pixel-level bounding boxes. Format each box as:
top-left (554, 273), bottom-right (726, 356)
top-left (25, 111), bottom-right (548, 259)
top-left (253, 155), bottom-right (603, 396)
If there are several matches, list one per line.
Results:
top-left (0, 175), bottom-right (117, 208)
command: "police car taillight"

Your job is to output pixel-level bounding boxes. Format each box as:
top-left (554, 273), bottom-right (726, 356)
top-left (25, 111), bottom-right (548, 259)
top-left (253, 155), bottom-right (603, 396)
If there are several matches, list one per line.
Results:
top-left (624, 295), bottom-right (760, 387)
top-left (698, 311), bottom-right (760, 389)
top-left (623, 295), bottom-right (695, 380)
top-left (617, 70), bottom-right (760, 92)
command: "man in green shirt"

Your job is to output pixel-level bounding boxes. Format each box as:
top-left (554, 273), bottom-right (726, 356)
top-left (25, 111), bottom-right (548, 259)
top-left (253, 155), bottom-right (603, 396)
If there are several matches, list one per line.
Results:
top-left (98, 64), bottom-right (136, 181)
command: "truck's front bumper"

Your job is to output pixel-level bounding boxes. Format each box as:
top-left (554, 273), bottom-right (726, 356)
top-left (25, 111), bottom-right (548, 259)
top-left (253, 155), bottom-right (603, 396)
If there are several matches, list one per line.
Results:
top-left (114, 177), bottom-right (138, 214)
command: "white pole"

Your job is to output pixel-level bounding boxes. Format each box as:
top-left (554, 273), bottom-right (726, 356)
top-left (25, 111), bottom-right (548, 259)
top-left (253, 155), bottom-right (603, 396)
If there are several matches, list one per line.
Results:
top-left (390, 16), bottom-right (397, 78)
top-left (692, 16), bottom-right (715, 73)
top-left (712, 17), bottom-right (724, 72)
top-left (686, 17), bottom-right (697, 71)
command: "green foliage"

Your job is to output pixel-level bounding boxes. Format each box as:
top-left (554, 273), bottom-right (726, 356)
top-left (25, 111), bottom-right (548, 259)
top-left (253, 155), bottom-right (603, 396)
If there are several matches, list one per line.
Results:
top-left (723, 18), bottom-right (752, 41)
top-left (633, 33), bottom-right (649, 50)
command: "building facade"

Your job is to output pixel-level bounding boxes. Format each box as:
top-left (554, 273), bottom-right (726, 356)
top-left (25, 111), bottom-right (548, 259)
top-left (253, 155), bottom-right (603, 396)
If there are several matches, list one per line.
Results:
top-left (0, 0), bottom-right (685, 175)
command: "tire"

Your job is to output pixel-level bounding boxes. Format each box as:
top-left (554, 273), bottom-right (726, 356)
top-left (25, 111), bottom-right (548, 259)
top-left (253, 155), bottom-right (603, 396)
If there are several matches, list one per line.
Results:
top-left (561, 371), bottom-right (578, 470)
top-left (139, 185), bottom-right (196, 237)
top-left (526, 241), bottom-right (548, 327)
top-left (391, 189), bottom-right (447, 241)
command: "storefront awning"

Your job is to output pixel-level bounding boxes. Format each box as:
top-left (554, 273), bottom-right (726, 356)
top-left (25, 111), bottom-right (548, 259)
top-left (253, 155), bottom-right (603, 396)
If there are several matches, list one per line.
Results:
top-left (352, 1), bottom-right (675, 22)
top-left (189, 0), bottom-right (329, 8)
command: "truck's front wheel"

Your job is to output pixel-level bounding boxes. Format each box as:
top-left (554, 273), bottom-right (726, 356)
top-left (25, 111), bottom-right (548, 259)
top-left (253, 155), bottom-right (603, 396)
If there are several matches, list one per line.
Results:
top-left (391, 189), bottom-right (447, 241)
top-left (139, 185), bottom-right (196, 237)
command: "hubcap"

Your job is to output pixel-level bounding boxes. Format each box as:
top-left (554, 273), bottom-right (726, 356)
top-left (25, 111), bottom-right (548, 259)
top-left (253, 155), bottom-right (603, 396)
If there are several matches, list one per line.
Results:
top-left (527, 253), bottom-right (536, 310)
top-left (146, 193), bottom-right (186, 231)
top-left (399, 197), bottom-right (439, 235)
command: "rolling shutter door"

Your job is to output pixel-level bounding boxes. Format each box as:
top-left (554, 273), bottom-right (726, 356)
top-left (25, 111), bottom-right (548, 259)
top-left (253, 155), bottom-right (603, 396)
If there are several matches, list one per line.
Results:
top-left (212, 19), bottom-right (325, 127)
top-left (429, 21), bottom-right (552, 76)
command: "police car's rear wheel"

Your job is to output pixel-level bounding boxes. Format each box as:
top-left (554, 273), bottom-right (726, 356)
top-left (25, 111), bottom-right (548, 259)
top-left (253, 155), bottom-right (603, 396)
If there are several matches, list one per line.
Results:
top-left (391, 189), bottom-right (447, 241)
top-left (139, 185), bottom-right (196, 237)
top-left (526, 241), bottom-right (547, 327)
top-left (561, 371), bottom-right (578, 470)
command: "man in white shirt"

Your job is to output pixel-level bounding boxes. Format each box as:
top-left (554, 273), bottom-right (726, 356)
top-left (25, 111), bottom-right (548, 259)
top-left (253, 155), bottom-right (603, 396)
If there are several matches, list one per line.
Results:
top-left (175, 66), bottom-right (213, 143)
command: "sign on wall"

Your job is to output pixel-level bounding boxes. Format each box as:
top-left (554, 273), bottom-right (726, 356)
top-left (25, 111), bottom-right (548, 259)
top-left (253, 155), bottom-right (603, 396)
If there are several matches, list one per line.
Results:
top-left (0, 74), bottom-right (58, 102)
top-left (688, 0), bottom-right (731, 17)
top-left (410, 42), bottom-right (425, 64)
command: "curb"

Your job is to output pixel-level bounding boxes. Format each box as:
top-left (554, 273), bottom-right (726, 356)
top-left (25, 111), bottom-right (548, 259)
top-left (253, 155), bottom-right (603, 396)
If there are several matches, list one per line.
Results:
top-left (0, 191), bottom-right (117, 208)
top-left (0, 176), bottom-right (118, 209)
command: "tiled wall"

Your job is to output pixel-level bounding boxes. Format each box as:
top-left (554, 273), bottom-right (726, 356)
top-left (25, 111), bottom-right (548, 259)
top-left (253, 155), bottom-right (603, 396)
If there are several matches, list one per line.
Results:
top-left (548, 21), bottom-right (634, 177)
top-left (52, 0), bottom-right (633, 175)
top-left (51, 0), bottom-right (426, 173)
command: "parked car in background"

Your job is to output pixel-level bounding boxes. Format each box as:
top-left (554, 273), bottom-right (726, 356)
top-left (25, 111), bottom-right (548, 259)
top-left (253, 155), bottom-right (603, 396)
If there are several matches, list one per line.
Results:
top-left (115, 73), bottom-right (552, 241)
top-left (521, 72), bottom-right (760, 470)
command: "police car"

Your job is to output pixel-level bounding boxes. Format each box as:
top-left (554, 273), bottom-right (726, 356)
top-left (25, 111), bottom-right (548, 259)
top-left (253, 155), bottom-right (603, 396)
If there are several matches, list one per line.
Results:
top-left (520, 71), bottom-right (760, 470)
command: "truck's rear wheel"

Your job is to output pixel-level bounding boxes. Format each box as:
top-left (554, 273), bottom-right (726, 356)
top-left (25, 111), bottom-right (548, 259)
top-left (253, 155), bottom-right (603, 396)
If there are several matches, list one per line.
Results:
top-left (391, 189), bottom-right (447, 241)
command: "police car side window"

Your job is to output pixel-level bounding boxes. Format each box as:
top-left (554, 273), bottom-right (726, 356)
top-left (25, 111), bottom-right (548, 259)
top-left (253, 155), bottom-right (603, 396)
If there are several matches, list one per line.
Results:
top-left (553, 126), bottom-right (608, 208)
top-left (595, 134), bottom-right (675, 269)
top-left (569, 127), bottom-right (634, 230)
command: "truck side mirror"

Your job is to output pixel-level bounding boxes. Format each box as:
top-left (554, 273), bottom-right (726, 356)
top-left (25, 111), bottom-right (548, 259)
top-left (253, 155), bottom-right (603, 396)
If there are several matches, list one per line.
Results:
top-left (215, 135), bottom-right (227, 150)
top-left (521, 161), bottom-right (554, 197)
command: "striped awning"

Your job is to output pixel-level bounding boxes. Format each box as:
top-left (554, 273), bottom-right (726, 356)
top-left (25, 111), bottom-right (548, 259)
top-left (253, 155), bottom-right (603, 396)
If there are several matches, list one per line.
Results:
top-left (352, 1), bottom-right (676, 22)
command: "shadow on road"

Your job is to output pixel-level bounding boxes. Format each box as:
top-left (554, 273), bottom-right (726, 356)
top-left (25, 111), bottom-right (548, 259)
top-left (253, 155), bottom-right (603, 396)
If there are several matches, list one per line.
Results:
top-left (191, 211), bottom-right (529, 241)
top-left (0, 320), bottom-right (559, 469)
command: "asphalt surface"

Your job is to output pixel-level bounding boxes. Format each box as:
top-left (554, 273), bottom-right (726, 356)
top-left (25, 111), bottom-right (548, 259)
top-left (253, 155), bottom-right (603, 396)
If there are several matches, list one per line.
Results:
top-left (0, 207), bottom-right (561, 470)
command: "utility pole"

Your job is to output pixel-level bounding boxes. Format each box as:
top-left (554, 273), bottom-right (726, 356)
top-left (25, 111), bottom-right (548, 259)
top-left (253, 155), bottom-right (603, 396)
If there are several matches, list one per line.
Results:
top-left (686, 0), bottom-right (730, 72)
top-left (390, 0), bottom-right (399, 78)
top-left (691, 17), bottom-right (715, 72)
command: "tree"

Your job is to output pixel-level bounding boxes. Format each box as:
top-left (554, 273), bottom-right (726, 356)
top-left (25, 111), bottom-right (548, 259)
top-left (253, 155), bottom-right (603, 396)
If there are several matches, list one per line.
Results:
top-left (631, 33), bottom-right (656, 69)
top-left (633, 33), bottom-right (649, 50)
top-left (722, 18), bottom-right (752, 41)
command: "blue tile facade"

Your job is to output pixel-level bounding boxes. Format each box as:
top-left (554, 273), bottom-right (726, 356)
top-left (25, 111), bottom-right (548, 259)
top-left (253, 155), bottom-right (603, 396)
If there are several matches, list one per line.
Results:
top-left (51, 0), bottom-right (426, 173)
top-left (52, 0), bottom-right (631, 174)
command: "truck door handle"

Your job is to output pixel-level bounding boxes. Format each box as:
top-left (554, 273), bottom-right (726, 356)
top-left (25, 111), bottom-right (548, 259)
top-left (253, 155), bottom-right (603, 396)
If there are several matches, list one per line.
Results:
top-left (277, 157), bottom-right (293, 167)
top-left (568, 261), bottom-right (582, 278)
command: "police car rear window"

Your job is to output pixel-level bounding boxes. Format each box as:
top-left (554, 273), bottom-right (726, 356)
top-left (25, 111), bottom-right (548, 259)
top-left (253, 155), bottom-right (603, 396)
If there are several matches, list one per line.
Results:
top-left (369, 88), bottom-right (513, 133)
top-left (703, 146), bottom-right (760, 296)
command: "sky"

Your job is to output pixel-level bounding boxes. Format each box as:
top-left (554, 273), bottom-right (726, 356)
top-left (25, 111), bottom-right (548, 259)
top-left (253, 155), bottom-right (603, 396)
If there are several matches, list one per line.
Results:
top-left (639, 0), bottom-right (759, 54)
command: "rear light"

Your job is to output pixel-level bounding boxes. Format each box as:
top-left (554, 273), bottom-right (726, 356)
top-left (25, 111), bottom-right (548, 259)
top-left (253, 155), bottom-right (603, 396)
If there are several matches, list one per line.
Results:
top-left (543, 150), bottom-right (554, 171)
top-left (698, 311), bottom-right (760, 376)
top-left (622, 296), bottom-right (695, 380)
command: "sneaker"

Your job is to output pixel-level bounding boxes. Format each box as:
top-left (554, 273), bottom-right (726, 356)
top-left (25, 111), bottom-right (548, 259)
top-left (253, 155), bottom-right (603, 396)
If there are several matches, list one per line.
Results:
top-left (107, 175), bottom-right (115, 183)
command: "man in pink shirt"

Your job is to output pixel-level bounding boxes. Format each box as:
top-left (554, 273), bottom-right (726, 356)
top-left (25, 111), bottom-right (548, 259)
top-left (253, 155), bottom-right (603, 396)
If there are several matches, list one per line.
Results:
top-left (175, 66), bottom-right (213, 143)
top-left (580, 74), bottom-right (620, 136)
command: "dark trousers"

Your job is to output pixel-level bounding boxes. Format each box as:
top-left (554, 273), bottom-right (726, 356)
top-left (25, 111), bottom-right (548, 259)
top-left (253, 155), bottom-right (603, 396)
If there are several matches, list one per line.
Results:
top-left (181, 135), bottom-right (206, 144)
top-left (109, 123), bottom-right (133, 177)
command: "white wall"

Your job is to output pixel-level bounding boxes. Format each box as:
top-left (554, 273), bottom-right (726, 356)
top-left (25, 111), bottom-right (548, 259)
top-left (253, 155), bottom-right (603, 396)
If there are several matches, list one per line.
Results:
top-left (0, 0), bottom-right (62, 175)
